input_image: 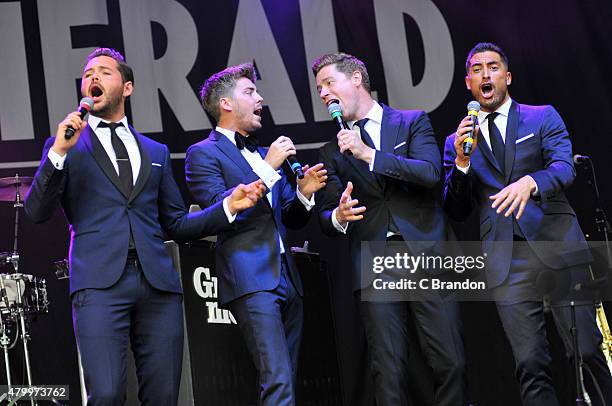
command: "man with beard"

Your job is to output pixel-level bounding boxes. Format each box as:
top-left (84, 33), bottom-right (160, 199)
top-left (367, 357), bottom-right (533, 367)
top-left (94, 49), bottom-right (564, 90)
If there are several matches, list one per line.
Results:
top-left (25, 48), bottom-right (265, 405)
top-left (185, 63), bottom-right (326, 406)
top-left (443, 42), bottom-right (612, 405)
top-left (311, 53), bottom-right (467, 406)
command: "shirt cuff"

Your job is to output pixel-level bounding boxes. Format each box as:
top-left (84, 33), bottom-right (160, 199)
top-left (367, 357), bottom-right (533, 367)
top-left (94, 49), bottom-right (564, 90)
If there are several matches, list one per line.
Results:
top-left (455, 161), bottom-right (470, 174)
top-left (222, 197), bottom-right (237, 223)
top-left (48, 149), bottom-right (67, 170)
top-left (331, 207), bottom-right (348, 234)
top-left (251, 159), bottom-right (281, 190)
top-left (296, 188), bottom-right (315, 211)
top-left (526, 175), bottom-right (539, 196)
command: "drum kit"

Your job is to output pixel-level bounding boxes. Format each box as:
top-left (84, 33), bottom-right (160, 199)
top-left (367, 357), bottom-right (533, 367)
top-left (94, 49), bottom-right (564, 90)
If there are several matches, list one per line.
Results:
top-left (0, 174), bottom-right (49, 400)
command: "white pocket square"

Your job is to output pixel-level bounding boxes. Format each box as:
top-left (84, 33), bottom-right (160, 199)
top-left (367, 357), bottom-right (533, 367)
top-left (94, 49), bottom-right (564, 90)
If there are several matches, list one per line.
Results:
top-left (152, 163), bottom-right (162, 167)
top-left (394, 141), bottom-right (407, 150)
top-left (515, 133), bottom-right (535, 144)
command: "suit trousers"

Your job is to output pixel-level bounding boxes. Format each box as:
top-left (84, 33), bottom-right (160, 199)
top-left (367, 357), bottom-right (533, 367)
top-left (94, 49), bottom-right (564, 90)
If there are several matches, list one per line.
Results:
top-left (72, 254), bottom-right (184, 406)
top-left (359, 239), bottom-right (468, 406)
top-left (228, 255), bottom-right (304, 406)
top-left (495, 243), bottom-right (612, 406)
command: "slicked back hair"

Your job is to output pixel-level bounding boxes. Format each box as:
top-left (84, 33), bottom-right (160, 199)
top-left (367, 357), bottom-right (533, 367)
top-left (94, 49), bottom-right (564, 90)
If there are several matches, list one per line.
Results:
top-left (86, 47), bottom-right (134, 85)
top-left (311, 53), bottom-right (371, 93)
top-left (200, 63), bottom-right (256, 122)
top-left (465, 42), bottom-right (509, 73)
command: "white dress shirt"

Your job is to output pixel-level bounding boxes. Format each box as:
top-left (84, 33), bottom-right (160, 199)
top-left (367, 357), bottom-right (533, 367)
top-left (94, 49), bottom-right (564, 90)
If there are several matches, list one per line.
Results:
top-left (331, 102), bottom-right (389, 234)
top-left (216, 127), bottom-right (315, 253)
top-left (47, 115), bottom-right (235, 222)
top-left (455, 98), bottom-right (538, 194)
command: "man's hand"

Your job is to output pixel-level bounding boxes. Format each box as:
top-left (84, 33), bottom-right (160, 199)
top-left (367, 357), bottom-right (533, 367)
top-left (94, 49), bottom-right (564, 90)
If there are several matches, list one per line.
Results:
top-left (337, 129), bottom-right (375, 164)
top-left (335, 181), bottom-right (366, 226)
top-left (454, 115), bottom-right (480, 168)
top-left (227, 179), bottom-right (266, 215)
top-left (52, 111), bottom-right (88, 156)
top-left (264, 136), bottom-right (296, 170)
top-left (489, 175), bottom-right (537, 220)
top-left (296, 163), bottom-right (327, 199)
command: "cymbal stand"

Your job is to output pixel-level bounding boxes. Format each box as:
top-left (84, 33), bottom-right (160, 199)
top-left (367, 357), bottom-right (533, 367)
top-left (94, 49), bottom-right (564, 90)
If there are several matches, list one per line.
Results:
top-left (8, 175), bottom-right (35, 405)
top-left (0, 277), bottom-right (11, 392)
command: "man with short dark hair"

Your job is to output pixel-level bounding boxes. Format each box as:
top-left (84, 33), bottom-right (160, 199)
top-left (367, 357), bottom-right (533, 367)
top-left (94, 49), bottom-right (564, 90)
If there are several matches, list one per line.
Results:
top-left (185, 63), bottom-right (326, 406)
top-left (444, 42), bottom-right (612, 406)
top-left (312, 52), bottom-right (467, 406)
top-left (25, 48), bottom-right (264, 405)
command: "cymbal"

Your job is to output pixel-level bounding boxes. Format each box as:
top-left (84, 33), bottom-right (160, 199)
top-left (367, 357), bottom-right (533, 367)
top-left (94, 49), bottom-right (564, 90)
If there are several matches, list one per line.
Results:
top-left (0, 176), bottom-right (33, 202)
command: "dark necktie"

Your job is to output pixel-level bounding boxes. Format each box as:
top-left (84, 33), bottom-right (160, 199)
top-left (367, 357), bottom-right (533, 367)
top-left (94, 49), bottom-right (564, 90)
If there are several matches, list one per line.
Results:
top-left (487, 112), bottom-right (505, 173)
top-left (354, 118), bottom-right (376, 150)
top-left (99, 121), bottom-right (133, 196)
top-left (235, 133), bottom-right (258, 153)
top-left (354, 119), bottom-right (397, 233)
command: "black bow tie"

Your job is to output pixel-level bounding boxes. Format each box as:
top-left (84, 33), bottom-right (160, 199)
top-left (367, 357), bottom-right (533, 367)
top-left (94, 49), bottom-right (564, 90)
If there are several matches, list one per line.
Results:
top-left (235, 133), bottom-right (258, 153)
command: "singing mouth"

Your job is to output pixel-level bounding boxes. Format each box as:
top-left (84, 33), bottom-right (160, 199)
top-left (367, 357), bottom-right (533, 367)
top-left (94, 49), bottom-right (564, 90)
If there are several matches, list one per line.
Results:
top-left (90, 84), bottom-right (104, 98)
top-left (480, 83), bottom-right (494, 98)
top-left (254, 108), bottom-right (262, 117)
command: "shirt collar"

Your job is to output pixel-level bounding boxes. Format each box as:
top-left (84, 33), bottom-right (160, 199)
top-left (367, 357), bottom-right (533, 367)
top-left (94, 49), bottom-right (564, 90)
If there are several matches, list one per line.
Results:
top-left (348, 101), bottom-right (383, 129)
top-left (478, 97), bottom-right (512, 123)
top-left (216, 126), bottom-right (238, 146)
top-left (89, 114), bottom-right (130, 131)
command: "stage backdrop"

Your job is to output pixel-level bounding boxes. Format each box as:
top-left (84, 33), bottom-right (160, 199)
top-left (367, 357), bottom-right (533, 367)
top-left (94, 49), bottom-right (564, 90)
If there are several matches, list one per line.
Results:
top-left (1, 1), bottom-right (611, 405)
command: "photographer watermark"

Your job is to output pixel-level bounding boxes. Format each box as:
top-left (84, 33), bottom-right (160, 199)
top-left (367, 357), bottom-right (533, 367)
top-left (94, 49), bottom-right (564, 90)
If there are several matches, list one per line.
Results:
top-left (360, 241), bottom-right (612, 302)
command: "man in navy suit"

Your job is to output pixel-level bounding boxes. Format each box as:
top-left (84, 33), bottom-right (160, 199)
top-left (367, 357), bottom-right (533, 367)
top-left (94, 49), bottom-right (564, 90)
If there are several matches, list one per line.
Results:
top-left (444, 42), bottom-right (612, 406)
top-left (311, 53), bottom-right (467, 406)
top-left (185, 63), bottom-right (326, 406)
top-left (25, 48), bottom-right (264, 406)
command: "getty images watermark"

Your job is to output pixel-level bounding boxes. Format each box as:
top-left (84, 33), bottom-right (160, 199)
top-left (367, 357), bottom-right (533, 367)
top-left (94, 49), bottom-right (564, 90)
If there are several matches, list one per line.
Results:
top-left (359, 241), bottom-right (612, 302)
top-left (371, 250), bottom-right (487, 291)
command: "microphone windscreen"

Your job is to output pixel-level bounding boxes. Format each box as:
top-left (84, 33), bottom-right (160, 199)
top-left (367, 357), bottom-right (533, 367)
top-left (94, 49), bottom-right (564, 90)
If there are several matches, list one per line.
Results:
top-left (467, 100), bottom-right (481, 112)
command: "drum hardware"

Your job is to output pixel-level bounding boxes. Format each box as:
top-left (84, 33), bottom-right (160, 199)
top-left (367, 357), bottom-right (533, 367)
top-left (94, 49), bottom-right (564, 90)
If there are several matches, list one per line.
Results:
top-left (0, 174), bottom-right (46, 405)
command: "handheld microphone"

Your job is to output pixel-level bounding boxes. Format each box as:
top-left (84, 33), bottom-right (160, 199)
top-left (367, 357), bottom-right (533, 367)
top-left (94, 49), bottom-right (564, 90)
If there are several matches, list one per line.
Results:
top-left (286, 156), bottom-right (304, 179)
top-left (326, 99), bottom-right (352, 155)
top-left (463, 101), bottom-right (481, 156)
top-left (65, 97), bottom-right (94, 140)
top-left (573, 154), bottom-right (590, 164)
top-left (281, 135), bottom-right (304, 179)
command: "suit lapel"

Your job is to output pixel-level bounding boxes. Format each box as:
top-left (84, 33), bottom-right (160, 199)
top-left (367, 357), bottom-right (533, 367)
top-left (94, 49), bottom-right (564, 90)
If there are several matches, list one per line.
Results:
top-left (504, 102), bottom-right (519, 183)
top-left (380, 104), bottom-right (399, 154)
top-left (212, 130), bottom-right (253, 176)
top-left (128, 127), bottom-right (151, 204)
top-left (84, 125), bottom-right (130, 199)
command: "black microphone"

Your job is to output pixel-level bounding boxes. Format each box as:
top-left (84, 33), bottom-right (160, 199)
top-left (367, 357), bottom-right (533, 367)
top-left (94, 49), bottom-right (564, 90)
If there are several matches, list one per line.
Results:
top-left (326, 99), bottom-right (353, 155)
top-left (280, 134), bottom-right (304, 179)
top-left (573, 154), bottom-right (590, 164)
top-left (65, 97), bottom-right (94, 140)
top-left (463, 100), bottom-right (481, 156)
top-left (286, 156), bottom-right (304, 179)
top-left (536, 270), bottom-right (557, 313)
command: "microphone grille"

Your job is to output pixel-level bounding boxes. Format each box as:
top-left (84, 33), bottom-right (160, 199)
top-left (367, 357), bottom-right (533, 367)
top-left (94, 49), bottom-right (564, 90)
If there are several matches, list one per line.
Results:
top-left (467, 100), bottom-right (481, 112)
top-left (326, 100), bottom-right (342, 115)
top-left (80, 97), bottom-right (94, 111)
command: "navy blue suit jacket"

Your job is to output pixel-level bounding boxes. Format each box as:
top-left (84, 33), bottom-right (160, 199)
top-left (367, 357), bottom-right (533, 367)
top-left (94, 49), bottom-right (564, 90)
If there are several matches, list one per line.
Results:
top-left (25, 125), bottom-right (231, 295)
top-left (185, 130), bottom-right (310, 306)
top-left (443, 101), bottom-right (592, 287)
top-left (318, 104), bottom-right (447, 291)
